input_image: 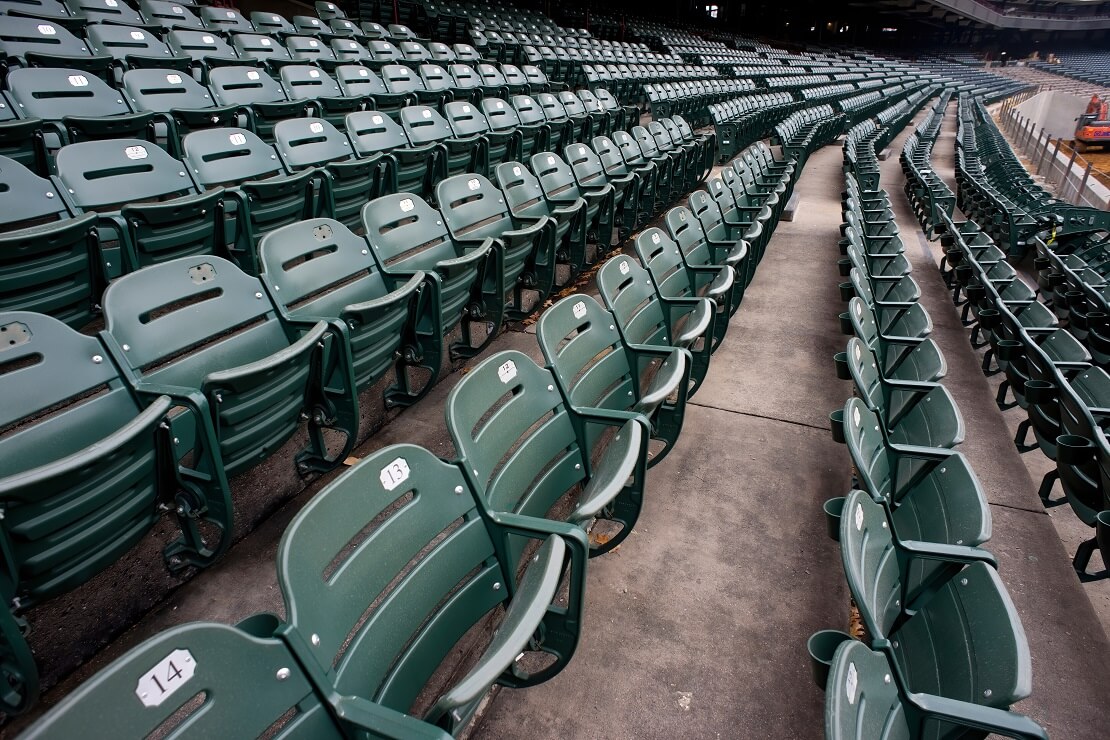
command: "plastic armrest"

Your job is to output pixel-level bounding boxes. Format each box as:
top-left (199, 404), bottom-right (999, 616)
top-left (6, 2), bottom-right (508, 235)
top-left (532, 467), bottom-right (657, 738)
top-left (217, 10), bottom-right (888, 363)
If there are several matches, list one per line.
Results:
top-left (205, 321), bottom-right (328, 386)
top-left (572, 418), bottom-right (645, 521)
top-left (899, 540), bottom-right (997, 568)
top-left (333, 696), bottom-right (452, 739)
top-left (909, 694), bottom-right (1048, 740)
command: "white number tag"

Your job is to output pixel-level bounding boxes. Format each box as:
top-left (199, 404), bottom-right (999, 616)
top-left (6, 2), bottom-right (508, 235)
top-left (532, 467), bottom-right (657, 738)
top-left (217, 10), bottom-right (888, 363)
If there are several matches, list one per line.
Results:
top-left (512, 166), bottom-right (521, 176)
top-left (246, 70), bottom-right (260, 80)
top-left (130, 31), bottom-right (145, 40)
top-left (467, 178), bottom-right (480, 191)
top-left (462, 105), bottom-right (471, 113)
top-left (260, 38), bottom-right (272, 46)
top-left (202, 35), bottom-right (214, 44)
top-left (359, 69), bottom-right (369, 77)
top-left (37, 24), bottom-right (56, 35)
top-left (125, 145), bottom-right (148, 160)
top-left (135, 649), bottom-right (195, 708)
top-left (171, 5), bottom-right (183, 13)
top-left (308, 69), bottom-right (320, 78)
top-left (308, 40), bottom-right (319, 48)
top-left (651, 232), bottom-right (660, 244)
top-left (619, 260), bottom-right (630, 275)
top-left (379, 457), bottom-right (410, 491)
top-left (371, 114), bottom-right (382, 124)
top-left (572, 301), bottom-right (587, 319)
top-left (855, 503), bottom-right (864, 531)
top-left (399, 198), bottom-right (414, 212)
top-left (496, 101), bottom-right (503, 108)
top-left (229, 133), bottom-right (246, 145)
top-left (497, 359), bottom-right (518, 384)
top-left (166, 74), bottom-right (182, 84)
top-left (845, 662), bottom-right (858, 704)
top-left (309, 122), bottom-right (324, 133)
top-left (422, 109), bottom-right (431, 118)
top-left (68, 75), bottom-right (89, 87)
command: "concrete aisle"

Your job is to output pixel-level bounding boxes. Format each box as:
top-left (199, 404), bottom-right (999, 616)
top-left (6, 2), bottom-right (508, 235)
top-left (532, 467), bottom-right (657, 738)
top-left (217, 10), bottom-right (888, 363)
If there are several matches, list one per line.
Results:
top-left (880, 105), bottom-right (1110, 739)
top-left (477, 143), bottom-right (855, 737)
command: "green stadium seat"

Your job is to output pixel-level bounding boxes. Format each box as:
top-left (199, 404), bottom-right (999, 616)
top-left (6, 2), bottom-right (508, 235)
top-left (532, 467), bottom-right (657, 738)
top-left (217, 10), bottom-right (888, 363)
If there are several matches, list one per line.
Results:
top-left (0, 17), bottom-right (111, 77)
top-left (664, 205), bottom-right (750, 308)
top-left (361, 192), bottom-right (502, 359)
top-left (335, 63), bottom-right (414, 120)
top-left (444, 100), bottom-right (515, 169)
top-left (259, 217), bottom-right (436, 407)
top-left (401, 104), bottom-right (485, 179)
top-left (597, 254), bottom-right (714, 395)
top-left (494, 160), bottom-right (587, 281)
top-left (275, 442), bottom-right (587, 735)
top-left (447, 349), bottom-right (649, 556)
top-left (848, 297), bottom-right (947, 383)
top-left (345, 109), bottom-right (439, 199)
top-left (54, 139), bottom-right (225, 276)
top-left (0, 155), bottom-right (101, 327)
top-left (121, 68), bottom-right (238, 157)
top-left (531, 151), bottom-right (614, 253)
top-left (594, 133), bottom-right (657, 222)
top-left (207, 66), bottom-right (308, 141)
top-left (279, 65), bottom-right (363, 130)
top-left (139, 0), bottom-right (204, 31)
top-left (537, 294), bottom-right (690, 466)
top-left (102, 254), bottom-right (358, 482)
top-left (182, 127), bottom-right (321, 272)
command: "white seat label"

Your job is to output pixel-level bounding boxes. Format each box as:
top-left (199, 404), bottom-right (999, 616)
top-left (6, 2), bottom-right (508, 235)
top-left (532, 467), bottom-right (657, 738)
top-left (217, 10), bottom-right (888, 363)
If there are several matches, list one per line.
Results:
top-left (229, 133), bottom-right (246, 145)
top-left (309, 40), bottom-right (319, 47)
top-left (37, 24), bottom-right (56, 35)
top-left (359, 69), bottom-right (369, 77)
top-left (422, 109), bottom-right (431, 118)
top-left (572, 301), bottom-right (587, 319)
top-left (246, 70), bottom-right (260, 80)
top-left (845, 662), bottom-right (858, 704)
top-left (260, 38), bottom-right (272, 46)
top-left (171, 6), bottom-right (183, 13)
top-left (202, 36), bottom-right (214, 44)
top-left (166, 74), bottom-right (182, 84)
top-left (309, 69), bottom-right (320, 78)
top-left (371, 115), bottom-right (382, 124)
top-left (309, 122), bottom-right (324, 133)
top-left (651, 232), bottom-right (660, 244)
top-left (399, 198), bottom-right (414, 212)
top-left (462, 105), bottom-right (471, 113)
top-left (467, 178), bottom-right (480, 190)
top-left (619, 260), bottom-right (630, 274)
top-left (68, 75), bottom-right (89, 87)
top-left (497, 359), bottom-right (518, 384)
top-left (130, 31), bottom-right (145, 40)
top-left (135, 649), bottom-right (195, 707)
top-left (379, 456), bottom-right (410, 491)
top-left (125, 145), bottom-right (148, 160)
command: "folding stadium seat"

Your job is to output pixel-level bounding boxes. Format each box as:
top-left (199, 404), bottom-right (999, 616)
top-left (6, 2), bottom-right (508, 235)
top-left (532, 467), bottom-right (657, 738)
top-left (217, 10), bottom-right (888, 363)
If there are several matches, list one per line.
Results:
top-left (84, 23), bottom-right (190, 76)
top-left (709, 174), bottom-right (774, 254)
top-left (387, 23), bottom-right (427, 45)
top-left (643, 121), bottom-right (695, 193)
top-left (664, 116), bottom-right (714, 183)
top-left (249, 10), bottom-right (294, 36)
top-left (139, 0), bottom-right (203, 31)
top-left (564, 141), bottom-right (638, 241)
top-left (292, 14), bottom-right (328, 36)
top-left (848, 271), bottom-right (933, 342)
top-left (272, 117), bottom-right (380, 231)
top-left (443, 100), bottom-right (515, 170)
top-left (54, 139), bottom-right (228, 276)
top-left (821, 637), bottom-right (1047, 740)
top-left (401, 104), bottom-right (486, 179)
top-left (594, 133), bottom-right (657, 222)
top-left (597, 254), bottom-right (714, 395)
top-left (66, 0), bottom-right (145, 26)
top-left (208, 66), bottom-right (307, 141)
top-left (231, 33), bottom-right (297, 69)
top-left (358, 21), bottom-right (388, 40)
top-left (381, 62), bottom-right (447, 108)
top-left (510, 94), bottom-right (550, 158)
top-left (688, 189), bottom-right (764, 268)
top-left (361, 192), bottom-right (502, 359)
top-left (447, 349), bottom-right (649, 557)
top-left (845, 336), bottom-right (963, 449)
top-left (843, 397), bottom-right (989, 552)
top-left (538, 293), bottom-right (690, 467)
top-left (0, 311), bottom-right (231, 715)
top-left (847, 295), bottom-right (947, 384)
top-left (436, 173), bottom-right (554, 319)
top-left (0, 17), bottom-right (111, 77)
top-left (326, 18), bottom-right (364, 39)
top-left (285, 35), bottom-right (340, 70)
top-left (334, 63), bottom-right (411, 120)
top-left (415, 62), bottom-right (455, 100)
top-left (635, 226), bottom-right (733, 350)
top-left (344, 110), bottom-right (438, 199)
top-left (366, 38), bottom-right (404, 69)
top-left (428, 41), bottom-right (456, 62)
top-left (6, 67), bottom-right (154, 147)
top-left (121, 68), bottom-right (238, 157)
top-left (199, 5), bottom-right (252, 35)
top-left (574, 88), bottom-right (611, 138)
top-left (165, 29), bottom-right (241, 75)
top-left (611, 129), bottom-right (672, 210)
top-left (531, 151), bottom-right (615, 254)
top-left (494, 160), bottom-right (587, 281)
top-left (447, 62), bottom-right (484, 103)
top-left (557, 90), bottom-right (595, 142)
top-left (22, 620), bottom-right (404, 735)
top-left (664, 205), bottom-right (750, 304)
top-left (279, 65), bottom-right (362, 130)
top-left (398, 40), bottom-right (431, 65)
top-left (521, 63), bottom-right (551, 95)
top-left (0, 156), bottom-right (102, 326)
top-left (315, 0), bottom-right (345, 20)
top-left (500, 63), bottom-right (530, 96)
top-left (274, 442), bottom-right (586, 735)
top-left (535, 92), bottom-right (576, 150)
top-left (102, 254), bottom-right (358, 482)
top-left (848, 264), bottom-right (921, 313)
top-left (258, 218), bottom-right (436, 407)
top-left (182, 128), bottom-right (320, 273)
top-left (838, 488), bottom-right (1031, 715)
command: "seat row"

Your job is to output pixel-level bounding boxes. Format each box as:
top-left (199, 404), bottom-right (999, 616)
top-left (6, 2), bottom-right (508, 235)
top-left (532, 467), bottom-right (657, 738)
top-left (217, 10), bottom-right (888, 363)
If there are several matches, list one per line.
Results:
top-left (1, 128), bottom-right (803, 721)
top-left (812, 156), bottom-right (1046, 739)
top-left (900, 91), bottom-right (957, 238)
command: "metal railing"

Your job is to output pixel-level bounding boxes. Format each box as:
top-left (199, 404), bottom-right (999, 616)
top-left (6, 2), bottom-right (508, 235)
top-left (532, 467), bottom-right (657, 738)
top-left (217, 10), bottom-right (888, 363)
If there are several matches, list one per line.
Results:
top-left (995, 93), bottom-right (1110, 210)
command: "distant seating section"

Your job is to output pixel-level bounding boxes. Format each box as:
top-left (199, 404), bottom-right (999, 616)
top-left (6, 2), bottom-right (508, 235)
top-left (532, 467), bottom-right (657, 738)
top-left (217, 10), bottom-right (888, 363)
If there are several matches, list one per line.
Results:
top-left (0, 0), bottom-right (1062, 734)
top-left (808, 92), bottom-right (1048, 740)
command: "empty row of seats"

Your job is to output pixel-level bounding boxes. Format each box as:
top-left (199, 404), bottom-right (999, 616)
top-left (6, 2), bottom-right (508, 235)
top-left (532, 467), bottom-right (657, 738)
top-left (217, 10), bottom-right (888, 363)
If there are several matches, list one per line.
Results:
top-left (9, 105), bottom-right (813, 730)
top-left (811, 98), bottom-right (1047, 739)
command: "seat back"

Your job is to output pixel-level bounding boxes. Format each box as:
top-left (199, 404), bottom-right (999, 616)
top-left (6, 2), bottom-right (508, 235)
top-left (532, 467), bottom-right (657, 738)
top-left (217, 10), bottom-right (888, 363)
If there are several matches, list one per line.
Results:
top-left (611, 129), bottom-right (647, 166)
top-left (276, 443), bottom-right (506, 720)
top-left (200, 6), bottom-right (252, 34)
top-left (7, 67), bottom-right (132, 121)
top-left (446, 350), bottom-right (588, 517)
top-left (71, 0), bottom-right (144, 26)
top-left (558, 90), bottom-right (588, 118)
top-left (54, 139), bottom-right (201, 211)
top-left (182, 127), bottom-right (285, 185)
top-left (285, 35), bottom-right (336, 65)
top-left (418, 63), bottom-right (452, 92)
top-left (593, 134), bottom-right (632, 176)
top-left (0, 310), bottom-right (168, 603)
top-left (280, 65), bottom-right (344, 101)
top-left (140, 0), bottom-right (203, 30)
top-left (634, 227), bottom-right (694, 300)
top-left (345, 109), bottom-right (408, 154)
top-left (0, 16), bottom-right (96, 66)
top-left (273, 117), bottom-right (353, 168)
top-left (531, 151), bottom-right (583, 201)
top-left (381, 63), bottom-right (424, 94)
top-left (399, 105), bottom-right (453, 145)
top-left (596, 254), bottom-right (668, 347)
top-left (367, 39), bottom-right (402, 63)
top-left (122, 68), bottom-right (218, 114)
top-left (435, 173), bottom-right (513, 242)
top-left (494, 161), bottom-right (554, 222)
top-left (448, 62), bottom-right (481, 90)
top-left (208, 65), bottom-right (289, 106)
top-left (22, 623), bottom-right (342, 739)
top-left (842, 398), bottom-right (893, 500)
top-left (443, 100), bottom-right (489, 138)
top-left (482, 97), bottom-right (520, 132)
top-left (536, 91), bottom-right (568, 122)
top-left (361, 192), bottom-right (457, 271)
top-left (399, 40), bottom-right (430, 62)
top-left (165, 29), bottom-right (236, 63)
top-left (331, 38), bottom-right (371, 62)
top-left (565, 141), bottom-right (610, 189)
top-left (334, 64), bottom-right (388, 97)
top-left (536, 294), bottom-right (636, 413)
top-left (233, 34), bottom-right (292, 65)
top-left (85, 24), bottom-right (176, 67)
top-left (251, 11), bottom-right (294, 36)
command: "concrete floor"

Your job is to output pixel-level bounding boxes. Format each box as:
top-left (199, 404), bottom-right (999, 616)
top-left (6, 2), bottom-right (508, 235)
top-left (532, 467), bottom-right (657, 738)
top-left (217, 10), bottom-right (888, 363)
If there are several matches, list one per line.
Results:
top-left (12, 106), bottom-right (1110, 739)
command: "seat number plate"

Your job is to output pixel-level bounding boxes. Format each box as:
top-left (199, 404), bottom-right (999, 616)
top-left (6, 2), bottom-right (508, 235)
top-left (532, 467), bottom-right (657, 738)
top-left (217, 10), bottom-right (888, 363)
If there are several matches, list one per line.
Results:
top-left (572, 301), bottom-right (587, 319)
top-left (854, 503), bottom-right (864, 531)
top-left (135, 649), bottom-right (195, 707)
top-left (497, 359), bottom-right (517, 384)
top-left (619, 260), bottom-right (630, 274)
top-left (845, 662), bottom-right (858, 704)
top-left (380, 457), bottom-right (410, 491)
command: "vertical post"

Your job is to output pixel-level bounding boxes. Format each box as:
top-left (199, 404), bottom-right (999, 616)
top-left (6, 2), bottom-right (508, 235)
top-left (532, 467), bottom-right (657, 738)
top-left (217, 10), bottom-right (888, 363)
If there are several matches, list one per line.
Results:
top-left (1061, 148), bottom-right (1080, 201)
top-left (1035, 131), bottom-right (1051, 175)
top-left (1074, 162), bottom-right (1094, 207)
top-left (1045, 138), bottom-right (1063, 184)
